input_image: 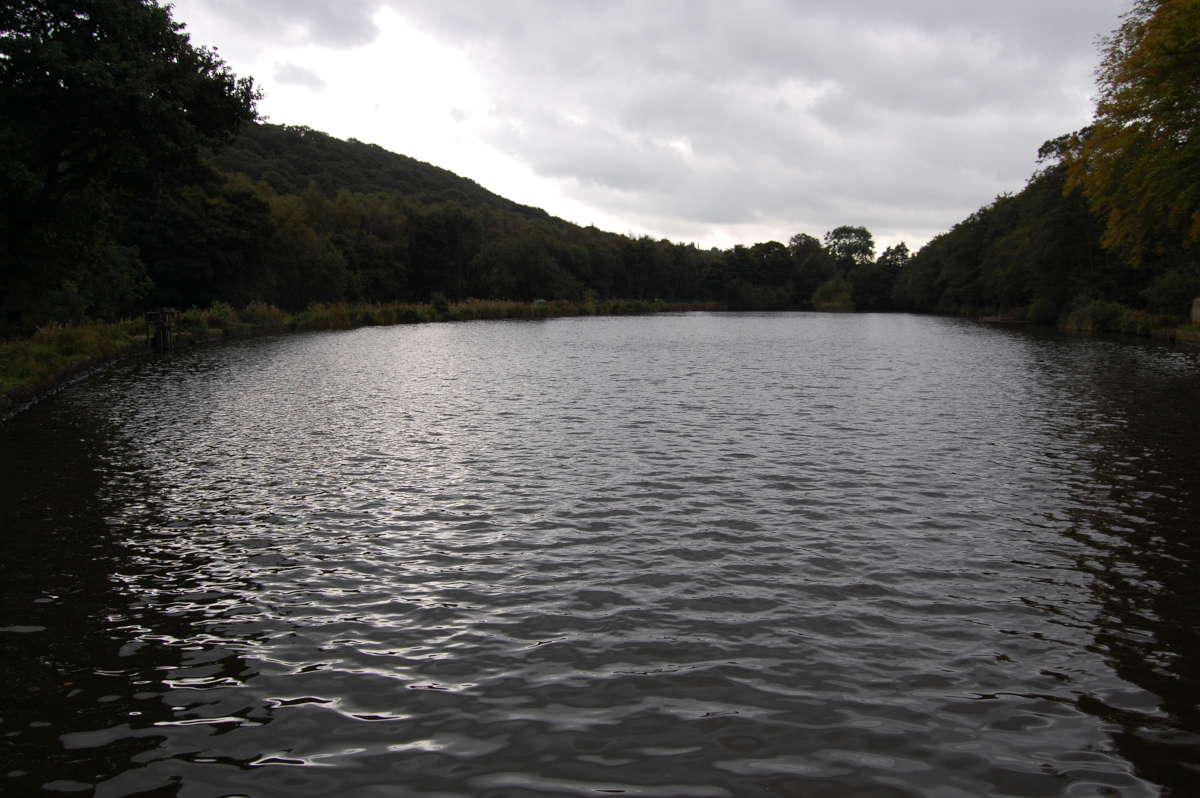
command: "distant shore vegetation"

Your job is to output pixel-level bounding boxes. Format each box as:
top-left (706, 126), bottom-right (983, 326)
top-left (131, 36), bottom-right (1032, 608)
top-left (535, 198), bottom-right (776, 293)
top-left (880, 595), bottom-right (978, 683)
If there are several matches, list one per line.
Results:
top-left (2, 0), bottom-right (1198, 349)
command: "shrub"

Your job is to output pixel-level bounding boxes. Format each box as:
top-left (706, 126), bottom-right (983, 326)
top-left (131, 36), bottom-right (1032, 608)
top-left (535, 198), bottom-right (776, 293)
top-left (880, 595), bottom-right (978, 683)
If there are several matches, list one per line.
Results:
top-left (239, 302), bottom-right (285, 327)
top-left (812, 277), bottom-right (855, 312)
top-left (1028, 297), bottom-right (1059, 325)
top-left (1061, 299), bottom-right (1181, 336)
top-left (179, 308), bottom-right (208, 333)
top-left (208, 301), bottom-right (238, 332)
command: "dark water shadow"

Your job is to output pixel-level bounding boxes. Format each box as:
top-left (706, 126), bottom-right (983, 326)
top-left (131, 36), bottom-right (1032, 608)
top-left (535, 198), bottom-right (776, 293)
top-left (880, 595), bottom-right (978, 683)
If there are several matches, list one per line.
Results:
top-left (0, 392), bottom-right (265, 796)
top-left (1021, 330), bottom-right (1200, 797)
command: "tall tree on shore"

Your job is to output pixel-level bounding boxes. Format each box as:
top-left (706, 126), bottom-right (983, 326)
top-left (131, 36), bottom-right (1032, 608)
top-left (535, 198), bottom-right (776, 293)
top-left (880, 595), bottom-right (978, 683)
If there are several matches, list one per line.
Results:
top-left (0, 0), bottom-right (259, 332)
top-left (1067, 0), bottom-right (1200, 264)
top-left (823, 226), bottom-right (876, 271)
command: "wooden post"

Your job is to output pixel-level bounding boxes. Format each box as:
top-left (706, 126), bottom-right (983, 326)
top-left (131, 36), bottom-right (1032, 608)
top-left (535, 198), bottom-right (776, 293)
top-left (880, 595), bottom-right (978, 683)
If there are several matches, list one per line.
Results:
top-left (163, 307), bottom-right (175, 351)
top-left (143, 308), bottom-right (178, 351)
top-left (1192, 297), bottom-right (1200, 324)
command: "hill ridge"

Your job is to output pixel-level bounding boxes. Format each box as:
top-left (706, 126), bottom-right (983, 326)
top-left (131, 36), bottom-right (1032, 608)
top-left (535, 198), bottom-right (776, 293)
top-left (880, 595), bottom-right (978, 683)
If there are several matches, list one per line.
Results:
top-left (210, 122), bottom-right (555, 222)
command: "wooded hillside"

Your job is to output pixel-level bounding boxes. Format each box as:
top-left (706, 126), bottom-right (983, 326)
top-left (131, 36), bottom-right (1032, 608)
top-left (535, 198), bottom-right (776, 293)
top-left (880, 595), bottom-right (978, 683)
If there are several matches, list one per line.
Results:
top-left (6, 0), bottom-right (1197, 339)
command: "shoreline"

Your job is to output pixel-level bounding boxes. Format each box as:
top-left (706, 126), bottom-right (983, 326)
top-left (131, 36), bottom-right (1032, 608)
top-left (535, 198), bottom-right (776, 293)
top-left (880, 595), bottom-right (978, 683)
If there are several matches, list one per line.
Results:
top-left (4, 301), bottom-right (1195, 426)
top-left (0, 299), bottom-right (718, 424)
top-left (0, 326), bottom-right (279, 425)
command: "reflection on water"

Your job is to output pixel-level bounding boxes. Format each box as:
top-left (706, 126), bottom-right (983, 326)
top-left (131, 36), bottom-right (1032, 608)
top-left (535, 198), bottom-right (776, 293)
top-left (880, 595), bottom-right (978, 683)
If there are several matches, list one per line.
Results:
top-left (1037, 337), bottom-right (1200, 791)
top-left (2, 313), bottom-right (1199, 797)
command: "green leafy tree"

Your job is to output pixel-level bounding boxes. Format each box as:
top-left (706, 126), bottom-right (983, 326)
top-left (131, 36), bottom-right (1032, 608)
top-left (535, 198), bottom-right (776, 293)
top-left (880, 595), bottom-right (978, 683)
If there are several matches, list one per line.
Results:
top-left (0, 0), bottom-right (259, 331)
top-left (268, 193), bottom-right (349, 309)
top-left (1066, 0), bottom-right (1200, 263)
top-left (703, 243), bottom-right (793, 310)
top-left (1142, 255), bottom-right (1200, 315)
top-left (620, 236), bottom-right (674, 299)
top-left (876, 242), bottom-right (910, 276)
top-left (823, 226), bottom-right (876, 271)
top-left (405, 202), bottom-right (485, 301)
top-left (585, 242), bottom-right (622, 298)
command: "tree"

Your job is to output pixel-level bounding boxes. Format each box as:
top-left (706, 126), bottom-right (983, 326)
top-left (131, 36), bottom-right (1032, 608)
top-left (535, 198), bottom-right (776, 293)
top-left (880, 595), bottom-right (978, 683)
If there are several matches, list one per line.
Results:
top-left (1066, 0), bottom-right (1200, 264)
top-left (0, 0), bottom-right (260, 331)
top-left (892, 152), bottom-right (1132, 318)
top-left (268, 192), bottom-right (349, 309)
top-left (823, 226), bottom-right (876, 270)
top-left (788, 232), bottom-right (834, 306)
top-left (787, 233), bottom-right (824, 261)
top-left (747, 241), bottom-right (791, 286)
top-left (701, 243), bottom-right (795, 310)
top-left (405, 202), bottom-right (484, 302)
top-left (876, 242), bottom-right (910, 274)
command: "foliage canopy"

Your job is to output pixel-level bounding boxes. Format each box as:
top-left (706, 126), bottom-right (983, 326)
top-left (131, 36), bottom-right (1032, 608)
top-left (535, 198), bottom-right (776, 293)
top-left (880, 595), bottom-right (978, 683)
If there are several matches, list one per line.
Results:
top-left (0, 0), bottom-right (259, 332)
top-left (1067, 0), bottom-right (1200, 263)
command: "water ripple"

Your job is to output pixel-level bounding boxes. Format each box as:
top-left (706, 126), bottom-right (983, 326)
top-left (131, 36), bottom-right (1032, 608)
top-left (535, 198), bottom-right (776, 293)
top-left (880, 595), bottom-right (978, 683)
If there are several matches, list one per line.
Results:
top-left (3, 313), bottom-right (1199, 796)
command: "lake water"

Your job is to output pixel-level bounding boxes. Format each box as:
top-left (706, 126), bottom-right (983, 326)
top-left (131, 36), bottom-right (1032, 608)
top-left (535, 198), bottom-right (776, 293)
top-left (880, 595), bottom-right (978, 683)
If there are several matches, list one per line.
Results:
top-left (3, 313), bottom-right (1200, 798)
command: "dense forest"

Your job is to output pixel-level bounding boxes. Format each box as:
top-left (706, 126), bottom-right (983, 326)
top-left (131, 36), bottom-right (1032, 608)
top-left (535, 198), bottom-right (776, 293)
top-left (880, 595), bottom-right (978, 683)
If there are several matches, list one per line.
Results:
top-left (2, 0), bottom-right (1198, 339)
top-left (891, 135), bottom-right (1200, 325)
top-left (129, 121), bottom-right (923, 317)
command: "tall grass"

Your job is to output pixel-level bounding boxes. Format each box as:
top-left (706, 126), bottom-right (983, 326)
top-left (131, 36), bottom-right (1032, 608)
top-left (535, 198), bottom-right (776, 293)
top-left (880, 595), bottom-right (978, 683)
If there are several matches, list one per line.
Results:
top-left (1059, 300), bottom-right (1180, 338)
top-left (0, 321), bottom-right (142, 412)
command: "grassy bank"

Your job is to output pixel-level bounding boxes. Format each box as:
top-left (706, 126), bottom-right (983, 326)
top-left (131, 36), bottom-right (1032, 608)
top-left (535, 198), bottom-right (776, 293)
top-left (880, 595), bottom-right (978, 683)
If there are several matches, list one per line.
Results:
top-left (0, 298), bottom-right (720, 418)
top-left (6, 296), bottom-right (1192, 420)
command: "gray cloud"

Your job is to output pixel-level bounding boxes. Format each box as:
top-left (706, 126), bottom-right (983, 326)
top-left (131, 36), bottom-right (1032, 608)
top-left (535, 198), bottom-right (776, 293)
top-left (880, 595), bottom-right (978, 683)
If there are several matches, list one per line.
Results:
top-left (179, 0), bottom-right (1128, 245)
top-left (275, 62), bottom-right (327, 92)
top-left (380, 0), bottom-right (1126, 243)
top-left (193, 0), bottom-right (383, 49)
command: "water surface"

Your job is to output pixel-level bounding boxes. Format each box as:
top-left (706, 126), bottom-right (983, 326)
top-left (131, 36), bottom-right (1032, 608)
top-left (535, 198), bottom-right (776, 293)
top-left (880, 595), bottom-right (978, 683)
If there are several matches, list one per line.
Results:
top-left (3, 313), bottom-right (1199, 797)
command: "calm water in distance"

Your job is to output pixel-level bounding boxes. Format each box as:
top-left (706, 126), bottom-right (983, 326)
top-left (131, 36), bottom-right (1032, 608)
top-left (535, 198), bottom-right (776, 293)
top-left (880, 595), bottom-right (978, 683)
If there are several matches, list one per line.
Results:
top-left (2, 313), bottom-right (1200, 798)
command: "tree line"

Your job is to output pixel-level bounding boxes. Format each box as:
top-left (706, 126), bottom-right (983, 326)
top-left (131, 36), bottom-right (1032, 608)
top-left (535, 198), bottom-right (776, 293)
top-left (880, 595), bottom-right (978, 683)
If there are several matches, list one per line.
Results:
top-left (121, 123), bottom-right (916, 319)
top-left (3, 0), bottom-right (1197, 337)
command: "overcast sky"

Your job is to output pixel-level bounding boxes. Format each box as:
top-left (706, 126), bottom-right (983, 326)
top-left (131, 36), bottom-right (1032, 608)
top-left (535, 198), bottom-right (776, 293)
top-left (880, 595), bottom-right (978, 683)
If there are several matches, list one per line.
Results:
top-left (170, 0), bottom-right (1128, 250)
